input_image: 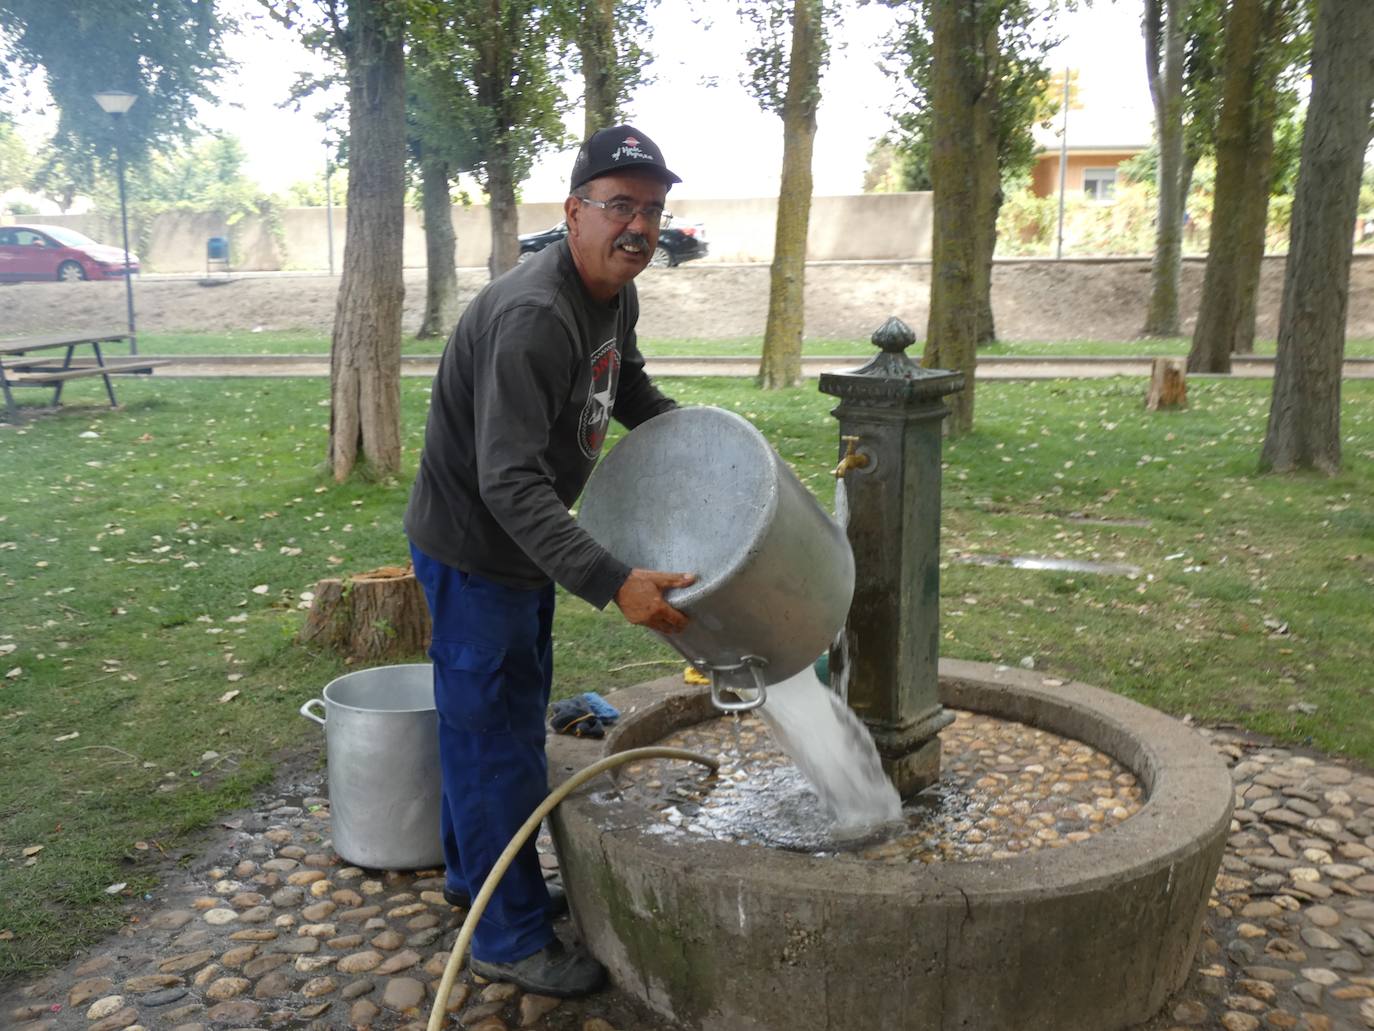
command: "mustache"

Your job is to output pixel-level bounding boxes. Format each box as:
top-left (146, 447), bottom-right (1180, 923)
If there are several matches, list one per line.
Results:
top-left (614, 230), bottom-right (650, 251)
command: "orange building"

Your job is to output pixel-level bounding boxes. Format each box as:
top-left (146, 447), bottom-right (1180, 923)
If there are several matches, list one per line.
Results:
top-left (1029, 70), bottom-right (1152, 201)
top-left (1031, 149), bottom-right (1144, 200)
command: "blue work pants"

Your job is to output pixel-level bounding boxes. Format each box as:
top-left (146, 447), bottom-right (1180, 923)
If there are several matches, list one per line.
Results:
top-left (409, 542), bottom-right (557, 964)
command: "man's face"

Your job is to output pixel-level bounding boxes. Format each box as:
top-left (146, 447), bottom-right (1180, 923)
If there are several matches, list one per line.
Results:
top-left (565, 169), bottom-right (669, 299)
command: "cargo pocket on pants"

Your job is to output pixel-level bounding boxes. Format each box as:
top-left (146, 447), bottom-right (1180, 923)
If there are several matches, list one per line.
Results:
top-left (429, 640), bottom-right (511, 734)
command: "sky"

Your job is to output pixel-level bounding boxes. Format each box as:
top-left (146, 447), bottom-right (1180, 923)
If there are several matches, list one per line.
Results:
top-left (9, 0), bottom-right (1153, 206)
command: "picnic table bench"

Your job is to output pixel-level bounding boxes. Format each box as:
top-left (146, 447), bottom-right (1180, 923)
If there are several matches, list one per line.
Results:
top-left (0, 332), bottom-right (171, 420)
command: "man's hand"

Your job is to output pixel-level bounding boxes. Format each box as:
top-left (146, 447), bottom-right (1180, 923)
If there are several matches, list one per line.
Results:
top-left (614, 568), bottom-right (696, 634)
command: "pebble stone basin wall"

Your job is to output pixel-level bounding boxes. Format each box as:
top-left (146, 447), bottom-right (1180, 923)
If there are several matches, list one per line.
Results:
top-left (547, 658), bottom-right (1234, 1031)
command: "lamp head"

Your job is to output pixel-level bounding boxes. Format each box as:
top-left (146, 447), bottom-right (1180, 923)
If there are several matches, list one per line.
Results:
top-left (93, 91), bottom-right (137, 115)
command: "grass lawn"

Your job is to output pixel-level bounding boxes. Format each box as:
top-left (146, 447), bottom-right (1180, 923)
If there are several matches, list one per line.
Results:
top-left (138, 330), bottom-right (1374, 360)
top-left (2, 370), bottom-right (1372, 982)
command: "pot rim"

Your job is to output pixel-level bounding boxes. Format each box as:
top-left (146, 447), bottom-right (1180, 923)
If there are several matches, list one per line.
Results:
top-left (321, 662), bottom-right (435, 715)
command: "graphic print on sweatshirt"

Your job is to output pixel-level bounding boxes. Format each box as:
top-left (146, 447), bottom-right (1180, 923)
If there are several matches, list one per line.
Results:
top-left (578, 338), bottom-right (621, 458)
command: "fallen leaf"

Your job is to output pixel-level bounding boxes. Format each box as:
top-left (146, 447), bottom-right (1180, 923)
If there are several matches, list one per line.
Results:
top-left (53, 731), bottom-right (79, 742)
top-left (251, 584), bottom-right (269, 594)
top-left (104, 882), bottom-right (127, 895)
top-left (0, 929), bottom-right (13, 940)
top-left (0, 644), bottom-right (15, 656)
top-left (22, 845), bottom-right (43, 857)
top-left (4, 667), bottom-right (21, 680)
top-left (133, 841), bottom-right (149, 851)
top-left (226, 673), bottom-right (243, 682)
top-left (218, 690), bottom-right (240, 704)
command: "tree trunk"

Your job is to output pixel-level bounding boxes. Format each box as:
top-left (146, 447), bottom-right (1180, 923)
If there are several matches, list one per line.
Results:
top-left (417, 157), bottom-right (458, 339)
top-left (1143, 0), bottom-right (1187, 337)
top-left (1260, 0), bottom-right (1374, 474)
top-left (1188, 0), bottom-right (1277, 372)
top-left (486, 146), bottom-right (520, 278)
top-left (1229, 122), bottom-right (1274, 356)
top-left (300, 565), bottom-right (432, 661)
top-left (758, 0), bottom-right (822, 390)
top-left (972, 21), bottom-right (1002, 348)
top-left (579, 0), bottom-right (617, 137)
top-left (924, 0), bottom-right (979, 433)
top-left (329, 0), bottom-right (406, 482)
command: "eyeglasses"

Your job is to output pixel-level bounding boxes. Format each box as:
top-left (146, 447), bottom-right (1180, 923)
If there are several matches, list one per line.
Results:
top-left (579, 197), bottom-right (673, 229)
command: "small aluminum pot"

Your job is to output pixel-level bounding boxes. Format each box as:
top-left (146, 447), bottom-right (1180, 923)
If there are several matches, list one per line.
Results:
top-left (299, 664), bottom-right (443, 870)
top-left (578, 406), bottom-right (854, 711)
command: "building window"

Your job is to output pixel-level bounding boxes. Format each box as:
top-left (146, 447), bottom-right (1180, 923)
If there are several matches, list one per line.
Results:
top-left (1083, 167), bottom-right (1117, 201)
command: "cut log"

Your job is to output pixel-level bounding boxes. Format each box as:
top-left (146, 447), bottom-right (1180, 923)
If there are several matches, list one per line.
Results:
top-left (1146, 357), bottom-right (1188, 411)
top-left (299, 564), bottom-right (431, 661)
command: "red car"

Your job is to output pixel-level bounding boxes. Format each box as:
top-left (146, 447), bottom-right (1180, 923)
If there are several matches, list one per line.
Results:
top-left (0, 224), bottom-right (140, 282)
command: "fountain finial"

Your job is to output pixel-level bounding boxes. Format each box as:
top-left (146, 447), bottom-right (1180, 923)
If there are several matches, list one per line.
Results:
top-left (872, 316), bottom-right (916, 355)
top-left (821, 315), bottom-right (960, 399)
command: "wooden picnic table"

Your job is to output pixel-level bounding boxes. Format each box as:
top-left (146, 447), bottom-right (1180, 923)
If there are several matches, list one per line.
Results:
top-left (0, 331), bottom-right (171, 420)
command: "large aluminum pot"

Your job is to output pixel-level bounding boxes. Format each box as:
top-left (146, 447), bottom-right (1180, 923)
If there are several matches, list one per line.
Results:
top-left (578, 406), bottom-right (854, 711)
top-left (299, 664), bottom-right (443, 870)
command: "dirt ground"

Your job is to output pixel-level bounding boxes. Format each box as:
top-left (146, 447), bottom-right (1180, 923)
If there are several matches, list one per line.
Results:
top-left (4, 255), bottom-right (1374, 341)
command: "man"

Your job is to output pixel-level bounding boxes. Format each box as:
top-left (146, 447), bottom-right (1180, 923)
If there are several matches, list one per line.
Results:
top-left (404, 125), bottom-right (694, 997)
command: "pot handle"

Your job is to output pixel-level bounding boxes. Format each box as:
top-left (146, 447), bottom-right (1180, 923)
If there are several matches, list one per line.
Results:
top-left (704, 655), bottom-right (768, 713)
top-left (299, 697), bottom-right (326, 727)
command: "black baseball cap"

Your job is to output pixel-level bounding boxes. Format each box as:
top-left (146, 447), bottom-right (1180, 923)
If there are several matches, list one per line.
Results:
top-left (570, 125), bottom-right (682, 192)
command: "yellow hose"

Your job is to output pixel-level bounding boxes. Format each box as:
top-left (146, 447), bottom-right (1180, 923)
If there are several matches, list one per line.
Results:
top-left (426, 746), bottom-right (719, 1030)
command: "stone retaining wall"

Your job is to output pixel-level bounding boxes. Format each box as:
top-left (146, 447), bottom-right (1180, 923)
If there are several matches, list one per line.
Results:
top-left (8, 192), bottom-right (934, 273)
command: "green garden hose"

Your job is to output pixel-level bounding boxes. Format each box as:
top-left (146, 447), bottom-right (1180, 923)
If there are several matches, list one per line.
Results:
top-left (426, 746), bottom-right (719, 1030)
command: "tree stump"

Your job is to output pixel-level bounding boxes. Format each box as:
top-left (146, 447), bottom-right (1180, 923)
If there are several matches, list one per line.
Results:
top-left (299, 564), bottom-right (431, 661)
top-left (1146, 357), bottom-right (1188, 410)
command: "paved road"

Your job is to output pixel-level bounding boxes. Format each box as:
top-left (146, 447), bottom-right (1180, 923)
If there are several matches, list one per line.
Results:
top-left (145, 354), bottom-right (1374, 380)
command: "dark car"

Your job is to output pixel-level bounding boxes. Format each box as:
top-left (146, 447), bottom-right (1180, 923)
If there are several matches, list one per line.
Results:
top-left (0, 224), bottom-right (140, 283)
top-left (517, 221), bottom-right (708, 268)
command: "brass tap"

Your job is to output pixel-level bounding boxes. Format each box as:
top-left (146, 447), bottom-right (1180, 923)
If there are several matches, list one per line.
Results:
top-left (832, 435), bottom-right (870, 478)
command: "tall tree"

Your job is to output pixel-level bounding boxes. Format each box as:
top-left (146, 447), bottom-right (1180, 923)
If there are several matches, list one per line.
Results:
top-left (1188, 0), bottom-right (1304, 373)
top-left (887, 1), bottom-right (1056, 348)
top-left (411, 2), bottom-right (568, 278)
top-left (1142, 0), bottom-right (1192, 337)
top-left (1259, 0), bottom-right (1374, 474)
top-left (0, 115), bottom-right (31, 194)
top-left (743, 0), bottom-right (831, 390)
top-left (406, 51), bottom-right (480, 339)
top-left (270, 0), bottom-right (410, 481)
top-left (924, 0), bottom-right (982, 432)
top-left (554, 0), bottom-right (657, 137)
top-left (332, 0), bottom-right (406, 481)
top-left (0, 0), bottom-right (231, 191)
top-left (411, 141), bottom-right (459, 339)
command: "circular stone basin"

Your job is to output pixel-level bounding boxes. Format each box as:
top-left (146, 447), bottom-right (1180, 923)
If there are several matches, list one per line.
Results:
top-left (547, 659), bottom-right (1233, 1031)
top-left (614, 708), bottom-right (1145, 859)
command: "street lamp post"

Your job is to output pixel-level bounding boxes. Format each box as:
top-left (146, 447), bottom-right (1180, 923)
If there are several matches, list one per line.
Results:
top-left (93, 90), bottom-right (138, 356)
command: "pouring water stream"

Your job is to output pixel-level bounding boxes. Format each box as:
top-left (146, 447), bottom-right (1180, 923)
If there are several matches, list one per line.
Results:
top-left (750, 476), bottom-right (900, 835)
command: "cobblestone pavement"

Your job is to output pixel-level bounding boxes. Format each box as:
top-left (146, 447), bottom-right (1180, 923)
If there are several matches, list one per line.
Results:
top-left (4, 724), bottom-right (1374, 1031)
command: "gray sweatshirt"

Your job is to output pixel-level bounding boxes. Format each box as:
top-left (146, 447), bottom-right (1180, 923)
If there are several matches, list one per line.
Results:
top-left (404, 238), bottom-right (676, 609)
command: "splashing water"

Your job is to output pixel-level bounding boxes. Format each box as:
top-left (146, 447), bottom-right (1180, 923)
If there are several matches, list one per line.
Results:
top-left (830, 479), bottom-right (853, 706)
top-left (757, 667), bottom-right (901, 835)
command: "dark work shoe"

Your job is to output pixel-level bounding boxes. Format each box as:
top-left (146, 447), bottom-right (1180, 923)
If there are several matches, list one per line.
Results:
top-left (444, 882), bottom-right (568, 917)
top-left (469, 938), bottom-right (606, 998)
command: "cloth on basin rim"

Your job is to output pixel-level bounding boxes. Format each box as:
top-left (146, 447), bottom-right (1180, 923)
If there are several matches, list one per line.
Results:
top-left (549, 697), bottom-right (605, 738)
top-left (578, 691), bottom-right (620, 723)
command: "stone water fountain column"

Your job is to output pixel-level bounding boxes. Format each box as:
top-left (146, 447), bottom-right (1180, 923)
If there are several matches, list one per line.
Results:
top-left (818, 317), bottom-right (964, 797)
